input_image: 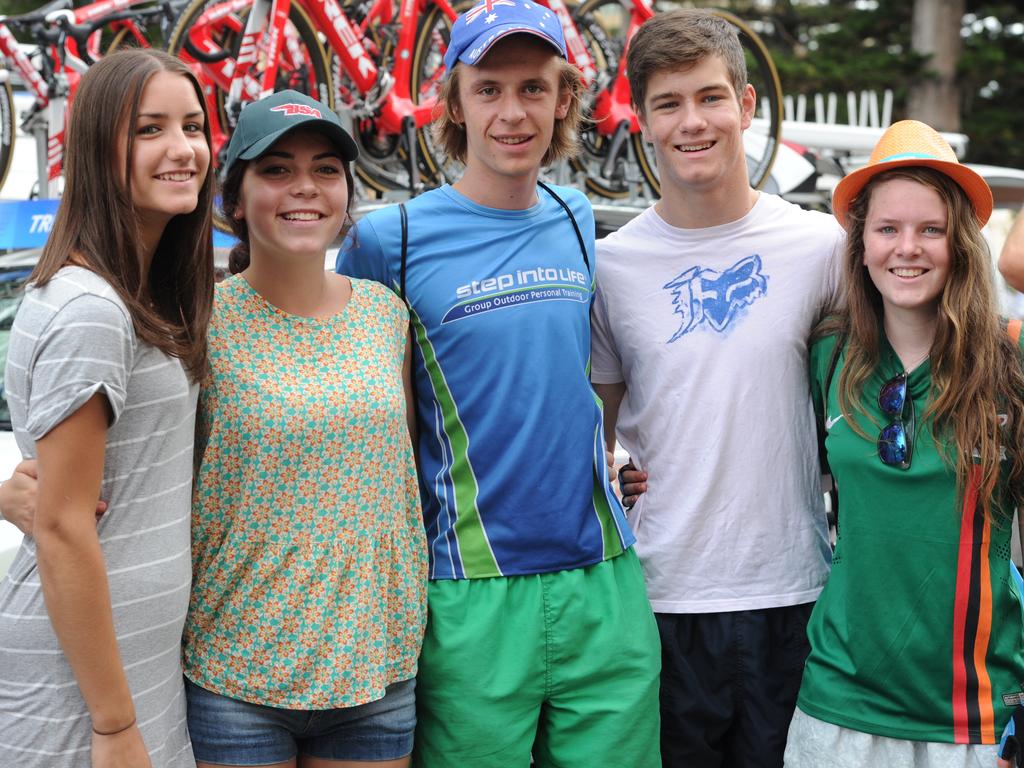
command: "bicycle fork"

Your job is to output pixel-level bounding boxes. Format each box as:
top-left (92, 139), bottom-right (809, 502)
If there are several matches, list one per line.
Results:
top-left (400, 114), bottom-right (421, 197)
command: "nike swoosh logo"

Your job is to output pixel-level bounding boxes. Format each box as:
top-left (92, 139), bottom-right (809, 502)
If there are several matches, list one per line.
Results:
top-left (825, 414), bottom-right (844, 430)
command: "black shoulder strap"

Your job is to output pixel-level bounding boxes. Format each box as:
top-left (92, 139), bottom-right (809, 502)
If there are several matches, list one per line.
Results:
top-left (399, 202), bottom-right (409, 303)
top-left (537, 181), bottom-right (591, 275)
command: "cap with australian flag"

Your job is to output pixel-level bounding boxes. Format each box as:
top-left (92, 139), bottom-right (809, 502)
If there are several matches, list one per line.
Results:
top-left (443, 0), bottom-right (567, 73)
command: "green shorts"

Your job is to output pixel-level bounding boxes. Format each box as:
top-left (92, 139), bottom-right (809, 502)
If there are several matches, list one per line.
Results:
top-left (413, 549), bottom-right (661, 767)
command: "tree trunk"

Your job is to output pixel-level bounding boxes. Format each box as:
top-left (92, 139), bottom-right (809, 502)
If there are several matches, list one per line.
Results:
top-left (907, 0), bottom-right (964, 131)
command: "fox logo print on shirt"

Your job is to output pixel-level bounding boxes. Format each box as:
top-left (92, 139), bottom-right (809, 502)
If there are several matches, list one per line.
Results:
top-left (663, 254), bottom-right (769, 342)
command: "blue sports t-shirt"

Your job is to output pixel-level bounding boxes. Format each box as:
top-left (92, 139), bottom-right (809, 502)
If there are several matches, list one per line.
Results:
top-left (337, 184), bottom-right (634, 580)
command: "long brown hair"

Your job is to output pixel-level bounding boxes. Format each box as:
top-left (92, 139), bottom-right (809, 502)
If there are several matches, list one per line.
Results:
top-left (31, 49), bottom-right (214, 381)
top-left (819, 166), bottom-right (1024, 518)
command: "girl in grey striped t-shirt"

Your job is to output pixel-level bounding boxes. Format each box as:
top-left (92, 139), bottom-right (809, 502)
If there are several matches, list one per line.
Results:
top-left (0, 49), bottom-right (215, 768)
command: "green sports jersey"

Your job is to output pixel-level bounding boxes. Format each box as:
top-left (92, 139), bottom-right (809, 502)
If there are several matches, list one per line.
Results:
top-left (797, 329), bottom-right (1024, 744)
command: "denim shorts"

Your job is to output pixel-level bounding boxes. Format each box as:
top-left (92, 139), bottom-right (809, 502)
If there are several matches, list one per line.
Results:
top-left (184, 676), bottom-right (416, 765)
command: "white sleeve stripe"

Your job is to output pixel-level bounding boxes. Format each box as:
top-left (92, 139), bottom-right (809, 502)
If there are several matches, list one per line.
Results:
top-left (106, 546), bottom-right (191, 577)
top-left (0, 664), bottom-right (182, 724)
top-left (105, 444), bottom-right (193, 484)
top-left (137, 683), bottom-right (185, 730)
top-left (24, 297), bottom-right (60, 313)
top-left (27, 387), bottom-right (123, 423)
top-left (100, 513), bottom-right (191, 544)
top-left (34, 357), bottom-right (125, 367)
top-left (49, 321), bottom-right (126, 334)
top-left (107, 409), bottom-right (196, 447)
top-left (134, 360), bottom-right (176, 374)
top-left (122, 638), bottom-right (180, 672)
top-left (0, 578), bottom-right (190, 616)
top-left (110, 578), bottom-right (191, 609)
top-left (6, 545), bottom-right (190, 587)
top-left (132, 665), bottom-right (188, 701)
top-left (11, 326), bottom-right (38, 340)
top-left (0, 737), bottom-right (89, 756)
top-left (58, 274), bottom-right (118, 303)
top-left (123, 476), bottom-right (193, 505)
top-left (115, 609), bottom-right (187, 642)
top-left (123, 391), bottom-right (190, 411)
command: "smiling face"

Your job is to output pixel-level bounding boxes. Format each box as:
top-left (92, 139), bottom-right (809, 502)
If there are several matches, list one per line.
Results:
top-left (637, 54), bottom-right (754, 201)
top-left (863, 177), bottom-right (952, 319)
top-left (452, 35), bottom-right (571, 200)
top-left (119, 70), bottom-right (210, 248)
top-left (235, 129), bottom-right (349, 263)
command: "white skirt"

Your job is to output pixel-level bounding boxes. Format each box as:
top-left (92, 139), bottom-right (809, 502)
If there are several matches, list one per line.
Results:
top-left (784, 707), bottom-right (1001, 768)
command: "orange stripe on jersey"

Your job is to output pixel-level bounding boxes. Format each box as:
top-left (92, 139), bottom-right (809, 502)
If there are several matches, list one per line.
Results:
top-left (952, 467), bottom-right (996, 744)
top-left (1008, 319), bottom-right (1022, 345)
top-left (973, 476), bottom-right (995, 743)
top-left (951, 480), bottom-right (974, 743)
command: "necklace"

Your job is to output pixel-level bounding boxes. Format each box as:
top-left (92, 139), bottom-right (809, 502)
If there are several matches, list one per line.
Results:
top-left (899, 349), bottom-right (930, 374)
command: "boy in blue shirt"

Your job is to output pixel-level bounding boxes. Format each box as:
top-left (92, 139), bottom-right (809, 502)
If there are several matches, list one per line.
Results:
top-left (337, 2), bottom-right (660, 765)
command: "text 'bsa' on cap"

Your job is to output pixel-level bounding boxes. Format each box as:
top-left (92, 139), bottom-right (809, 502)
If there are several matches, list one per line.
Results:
top-left (223, 89), bottom-right (359, 176)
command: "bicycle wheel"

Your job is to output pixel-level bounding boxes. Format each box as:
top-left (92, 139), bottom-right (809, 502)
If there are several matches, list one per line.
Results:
top-left (0, 79), bottom-right (14, 196)
top-left (629, 7), bottom-right (784, 196)
top-left (410, 0), bottom-right (465, 189)
top-left (328, 1), bottom-right (420, 195)
top-left (570, 0), bottom-right (643, 199)
top-left (166, 0), bottom-right (333, 160)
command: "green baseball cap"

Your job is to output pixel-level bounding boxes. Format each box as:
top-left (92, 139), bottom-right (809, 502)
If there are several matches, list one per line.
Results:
top-left (223, 90), bottom-right (358, 174)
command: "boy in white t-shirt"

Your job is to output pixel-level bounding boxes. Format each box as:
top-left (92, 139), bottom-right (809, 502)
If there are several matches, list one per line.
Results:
top-left (590, 9), bottom-right (845, 767)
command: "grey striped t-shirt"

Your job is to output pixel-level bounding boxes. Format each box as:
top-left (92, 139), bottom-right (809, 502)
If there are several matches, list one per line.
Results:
top-left (0, 267), bottom-right (196, 767)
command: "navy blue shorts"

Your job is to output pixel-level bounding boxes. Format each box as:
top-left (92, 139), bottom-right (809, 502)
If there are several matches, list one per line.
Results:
top-left (185, 676), bottom-right (416, 765)
top-left (656, 603), bottom-right (813, 768)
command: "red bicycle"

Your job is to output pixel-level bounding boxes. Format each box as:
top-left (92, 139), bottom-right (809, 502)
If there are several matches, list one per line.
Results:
top-left (0, 0), bottom-right (184, 196)
top-left (410, 0), bottom-right (783, 199)
top-left (165, 0), bottom-right (462, 195)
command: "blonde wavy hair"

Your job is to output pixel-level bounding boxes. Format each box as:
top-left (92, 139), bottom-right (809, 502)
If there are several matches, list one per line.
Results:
top-left (817, 167), bottom-right (1024, 519)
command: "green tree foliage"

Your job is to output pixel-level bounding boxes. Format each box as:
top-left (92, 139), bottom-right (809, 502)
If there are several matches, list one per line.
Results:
top-left (721, 0), bottom-right (1022, 168)
top-left (958, 5), bottom-right (1024, 168)
top-left (0, 0), bottom-right (49, 15)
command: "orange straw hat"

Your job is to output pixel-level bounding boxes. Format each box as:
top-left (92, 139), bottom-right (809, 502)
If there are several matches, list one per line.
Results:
top-left (831, 119), bottom-right (993, 228)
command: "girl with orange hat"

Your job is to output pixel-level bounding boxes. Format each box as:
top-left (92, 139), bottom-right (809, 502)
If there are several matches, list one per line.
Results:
top-left (784, 120), bottom-right (1024, 767)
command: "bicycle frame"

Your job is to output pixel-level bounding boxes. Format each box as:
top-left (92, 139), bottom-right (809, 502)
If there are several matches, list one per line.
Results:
top-left (71, 0), bottom-right (155, 61)
top-left (0, 0), bottom-right (168, 198)
top-left (0, 25), bottom-right (50, 107)
top-left (539, 0), bottom-right (652, 137)
top-left (219, 0), bottom-right (458, 133)
top-left (0, 17), bottom-right (80, 197)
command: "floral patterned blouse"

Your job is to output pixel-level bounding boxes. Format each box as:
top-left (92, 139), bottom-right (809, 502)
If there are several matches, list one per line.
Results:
top-left (183, 275), bottom-right (427, 709)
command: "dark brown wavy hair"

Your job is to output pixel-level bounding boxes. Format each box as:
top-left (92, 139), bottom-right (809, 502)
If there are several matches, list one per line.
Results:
top-left (30, 49), bottom-right (214, 381)
top-left (818, 166), bottom-right (1024, 519)
top-left (218, 127), bottom-right (356, 275)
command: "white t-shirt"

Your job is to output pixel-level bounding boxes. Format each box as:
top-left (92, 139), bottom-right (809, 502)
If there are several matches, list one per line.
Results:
top-left (592, 193), bottom-right (845, 613)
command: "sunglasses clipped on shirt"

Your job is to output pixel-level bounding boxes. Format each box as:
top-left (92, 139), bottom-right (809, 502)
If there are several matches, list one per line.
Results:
top-left (877, 371), bottom-right (915, 470)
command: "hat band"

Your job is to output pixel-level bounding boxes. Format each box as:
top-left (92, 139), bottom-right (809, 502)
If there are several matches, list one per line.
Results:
top-left (878, 151), bottom-right (947, 163)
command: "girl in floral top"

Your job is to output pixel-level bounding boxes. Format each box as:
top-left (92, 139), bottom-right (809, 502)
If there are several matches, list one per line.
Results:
top-left (182, 91), bottom-right (427, 768)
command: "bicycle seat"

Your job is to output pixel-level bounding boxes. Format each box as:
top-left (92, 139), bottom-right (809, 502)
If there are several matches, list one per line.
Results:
top-left (3, 0), bottom-right (73, 26)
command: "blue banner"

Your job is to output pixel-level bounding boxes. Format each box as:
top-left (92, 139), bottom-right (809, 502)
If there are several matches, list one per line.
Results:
top-left (0, 199), bottom-right (238, 251)
top-left (0, 199), bottom-right (59, 250)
